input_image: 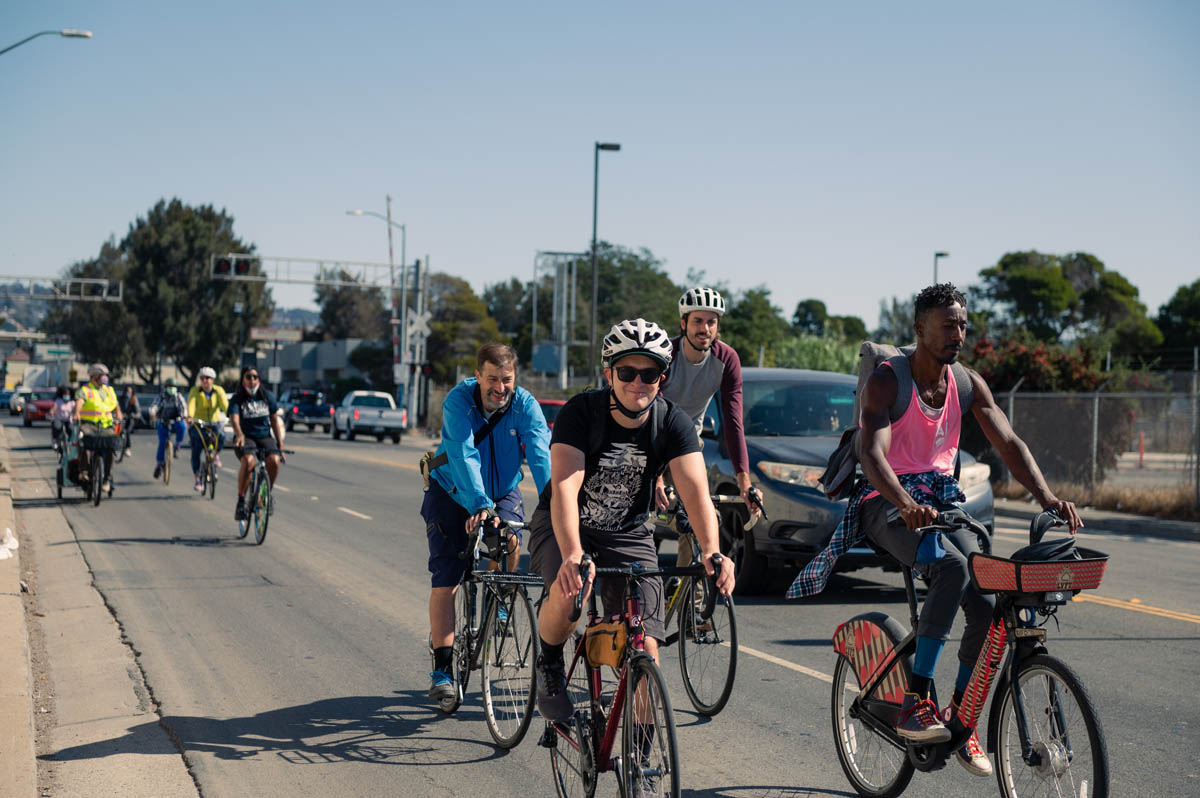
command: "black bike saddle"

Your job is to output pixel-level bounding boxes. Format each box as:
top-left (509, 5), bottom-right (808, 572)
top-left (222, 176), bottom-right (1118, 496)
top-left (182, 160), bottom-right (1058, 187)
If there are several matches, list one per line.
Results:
top-left (1011, 536), bottom-right (1079, 562)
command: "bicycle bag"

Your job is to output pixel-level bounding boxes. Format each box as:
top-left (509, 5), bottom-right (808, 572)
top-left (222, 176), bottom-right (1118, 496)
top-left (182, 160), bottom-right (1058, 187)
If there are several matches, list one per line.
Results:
top-left (584, 616), bottom-right (628, 670)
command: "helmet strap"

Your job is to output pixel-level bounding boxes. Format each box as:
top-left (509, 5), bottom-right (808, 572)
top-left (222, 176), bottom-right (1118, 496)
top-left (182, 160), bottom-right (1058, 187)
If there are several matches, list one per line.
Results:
top-left (608, 387), bottom-right (653, 420)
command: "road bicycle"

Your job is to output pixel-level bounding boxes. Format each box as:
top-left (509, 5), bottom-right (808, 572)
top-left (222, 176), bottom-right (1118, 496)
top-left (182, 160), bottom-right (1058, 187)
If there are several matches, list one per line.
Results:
top-left (829, 511), bottom-right (1110, 798)
top-left (436, 519), bottom-right (543, 749)
top-left (541, 552), bottom-right (726, 798)
top-left (236, 445), bottom-right (293, 544)
top-left (190, 420), bottom-right (222, 500)
top-left (654, 488), bottom-right (758, 717)
top-left (79, 430), bottom-right (119, 507)
top-left (155, 418), bottom-right (184, 485)
top-left (113, 419), bottom-right (132, 464)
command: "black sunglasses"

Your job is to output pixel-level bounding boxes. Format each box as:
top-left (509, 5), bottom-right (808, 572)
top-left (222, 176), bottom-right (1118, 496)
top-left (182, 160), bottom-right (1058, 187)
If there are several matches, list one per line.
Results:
top-left (244, 373), bottom-right (260, 381)
top-left (614, 365), bottom-right (663, 384)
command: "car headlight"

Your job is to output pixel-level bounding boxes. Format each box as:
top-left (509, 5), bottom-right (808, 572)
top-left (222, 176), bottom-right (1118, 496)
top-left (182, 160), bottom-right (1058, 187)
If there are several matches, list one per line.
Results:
top-left (759, 460), bottom-right (824, 489)
top-left (959, 461), bottom-right (991, 491)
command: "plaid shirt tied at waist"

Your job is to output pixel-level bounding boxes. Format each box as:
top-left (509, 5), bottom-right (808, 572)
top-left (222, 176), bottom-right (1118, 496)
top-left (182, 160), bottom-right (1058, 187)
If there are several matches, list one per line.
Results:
top-left (785, 471), bottom-right (965, 599)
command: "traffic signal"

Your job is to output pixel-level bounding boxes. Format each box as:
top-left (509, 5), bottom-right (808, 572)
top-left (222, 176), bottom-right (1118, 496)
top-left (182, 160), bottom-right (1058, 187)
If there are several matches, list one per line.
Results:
top-left (213, 257), bottom-right (232, 277)
top-left (234, 258), bottom-right (251, 276)
top-left (421, 363), bottom-right (433, 377)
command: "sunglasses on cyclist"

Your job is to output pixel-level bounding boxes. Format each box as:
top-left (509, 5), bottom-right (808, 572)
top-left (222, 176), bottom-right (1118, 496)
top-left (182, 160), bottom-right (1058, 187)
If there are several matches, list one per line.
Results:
top-left (613, 365), bottom-right (663, 384)
top-left (244, 373), bottom-right (260, 381)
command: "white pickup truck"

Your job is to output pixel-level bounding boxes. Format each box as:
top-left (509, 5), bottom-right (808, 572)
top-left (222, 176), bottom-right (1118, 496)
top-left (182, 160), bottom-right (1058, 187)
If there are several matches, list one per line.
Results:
top-left (331, 391), bottom-right (408, 443)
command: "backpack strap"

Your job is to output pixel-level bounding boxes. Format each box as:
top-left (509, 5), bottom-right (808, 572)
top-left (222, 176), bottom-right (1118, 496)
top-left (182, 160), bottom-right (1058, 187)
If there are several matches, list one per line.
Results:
top-left (883, 354), bottom-right (914, 423)
top-left (586, 388), bottom-right (671, 469)
top-left (950, 362), bottom-right (974, 415)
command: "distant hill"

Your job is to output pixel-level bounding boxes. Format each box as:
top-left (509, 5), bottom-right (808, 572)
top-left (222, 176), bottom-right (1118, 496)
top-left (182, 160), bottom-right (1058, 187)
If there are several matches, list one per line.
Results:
top-left (271, 307), bottom-right (320, 328)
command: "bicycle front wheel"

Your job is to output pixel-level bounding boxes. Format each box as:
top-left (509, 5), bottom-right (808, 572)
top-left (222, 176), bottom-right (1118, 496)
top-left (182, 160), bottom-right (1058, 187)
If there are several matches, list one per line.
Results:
top-left (994, 653), bottom-right (1108, 798)
top-left (253, 474), bottom-right (270, 544)
top-left (482, 586), bottom-right (538, 748)
top-left (677, 577), bottom-right (737, 716)
top-left (831, 654), bottom-right (914, 798)
top-left (163, 440), bottom-right (172, 484)
top-left (622, 655), bottom-right (680, 798)
top-left (206, 461), bottom-right (217, 500)
top-left (91, 456), bottom-right (103, 507)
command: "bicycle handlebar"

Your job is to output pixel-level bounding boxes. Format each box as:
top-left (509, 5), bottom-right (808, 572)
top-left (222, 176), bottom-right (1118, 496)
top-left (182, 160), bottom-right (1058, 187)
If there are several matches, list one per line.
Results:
top-left (567, 552), bottom-right (726, 623)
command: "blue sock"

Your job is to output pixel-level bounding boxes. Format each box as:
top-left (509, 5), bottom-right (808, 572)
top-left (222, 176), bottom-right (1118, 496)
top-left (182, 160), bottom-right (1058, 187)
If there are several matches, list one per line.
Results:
top-left (955, 662), bottom-right (974, 694)
top-left (913, 635), bottom-right (945, 679)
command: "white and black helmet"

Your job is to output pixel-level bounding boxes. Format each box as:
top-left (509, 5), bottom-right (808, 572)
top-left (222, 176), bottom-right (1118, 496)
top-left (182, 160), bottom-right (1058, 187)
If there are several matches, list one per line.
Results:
top-left (678, 287), bottom-right (726, 318)
top-left (602, 318), bottom-right (673, 368)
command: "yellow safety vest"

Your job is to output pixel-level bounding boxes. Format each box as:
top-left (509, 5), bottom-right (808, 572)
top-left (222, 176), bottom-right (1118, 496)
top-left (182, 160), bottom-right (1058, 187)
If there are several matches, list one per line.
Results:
top-left (188, 384), bottom-right (229, 423)
top-left (77, 383), bottom-right (118, 427)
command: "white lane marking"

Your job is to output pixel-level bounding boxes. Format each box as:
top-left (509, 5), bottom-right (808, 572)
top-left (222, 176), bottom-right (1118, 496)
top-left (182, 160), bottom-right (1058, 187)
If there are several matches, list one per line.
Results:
top-left (221, 467), bottom-right (237, 475)
top-left (738, 644), bottom-right (833, 684)
top-left (311, 496), bottom-right (319, 501)
top-left (338, 506), bottom-right (372, 521)
top-left (275, 485), bottom-right (291, 492)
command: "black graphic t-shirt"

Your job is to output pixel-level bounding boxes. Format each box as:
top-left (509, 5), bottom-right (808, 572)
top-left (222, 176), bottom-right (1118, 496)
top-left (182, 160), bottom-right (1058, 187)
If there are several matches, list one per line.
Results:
top-left (538, 393), bottom-right (700, 533)
top-left (229, 390), bottom-right (279, 440)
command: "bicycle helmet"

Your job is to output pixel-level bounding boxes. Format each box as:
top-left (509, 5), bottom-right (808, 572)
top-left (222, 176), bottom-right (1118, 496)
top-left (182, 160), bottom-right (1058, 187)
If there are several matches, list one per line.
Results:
top-left (602, 318), bottom-right (673, 369)
top-left (198, 366), bottom-right (217, 379)
top-left (88, 363), bottom-right (109, 376)
top-left (678, 287), bottom-right (726, 318)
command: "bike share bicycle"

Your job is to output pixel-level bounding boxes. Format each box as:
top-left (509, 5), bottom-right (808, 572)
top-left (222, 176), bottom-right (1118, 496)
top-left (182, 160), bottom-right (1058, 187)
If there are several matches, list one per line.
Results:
top-left (829, 510), bottom-right (1110, 798)
top-left (432, 518), bottom-right (543, 749)
top-left (655, 487), bottom-right (765, 716)
top-left (541, 552), bottom-right (726, 798)
top-left (236, 444), bottom-right (293, 544)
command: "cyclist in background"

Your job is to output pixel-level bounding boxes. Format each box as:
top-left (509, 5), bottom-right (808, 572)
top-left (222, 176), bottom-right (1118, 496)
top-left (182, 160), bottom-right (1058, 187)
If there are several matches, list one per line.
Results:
top-left (229, 367), bottom-right (285, 521)
top-left (528, 319), bottom-right (735, 722)
top-left (187, 366), bottom-right (229, 492)
top-left (118, 386), bottom-right (140, 458)
top-left (150, 378), bottom-right (187, 480)
top-left (72, 364), bottom-right (123, 495)
top-left (421, 343), bottom-right (551, 706)
top-left (51, 384), bottom-right (75, 451)
top-left (657, 287), bottom-right (761, 567)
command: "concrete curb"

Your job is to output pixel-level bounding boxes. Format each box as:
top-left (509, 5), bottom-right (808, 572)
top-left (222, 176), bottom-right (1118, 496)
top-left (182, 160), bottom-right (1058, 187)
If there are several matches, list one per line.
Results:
top-left (0, 428), bottom-right (36, 798)
top-left (995, 497), bottom-right (1200, 543)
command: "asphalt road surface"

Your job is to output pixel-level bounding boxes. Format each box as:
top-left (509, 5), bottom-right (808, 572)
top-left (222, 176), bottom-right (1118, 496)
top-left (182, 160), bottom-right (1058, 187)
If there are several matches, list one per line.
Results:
top-left (10, 417), bottom-right (1200, 797)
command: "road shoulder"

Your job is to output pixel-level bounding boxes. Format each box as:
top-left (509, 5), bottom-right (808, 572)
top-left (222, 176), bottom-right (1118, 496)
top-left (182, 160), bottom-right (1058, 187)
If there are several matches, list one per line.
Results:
top-left (995, 497), bottom-right (1200, 542)
top-left (0, 429), bottom-right (35, 798)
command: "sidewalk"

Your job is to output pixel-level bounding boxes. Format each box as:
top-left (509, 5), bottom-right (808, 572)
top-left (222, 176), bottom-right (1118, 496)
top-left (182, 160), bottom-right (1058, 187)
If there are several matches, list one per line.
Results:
top-left (995, 497), bottom-right (1200, 543)
top-left (0, 432), bottom-right (35, 798)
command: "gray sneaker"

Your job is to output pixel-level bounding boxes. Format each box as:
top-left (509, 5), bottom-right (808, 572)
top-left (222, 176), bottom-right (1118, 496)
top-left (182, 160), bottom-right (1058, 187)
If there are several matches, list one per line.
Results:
top-left (535, 653), bottom-right (572, 722)
top-left (895, 693), bottom-right (951, 743)
top-left (428, 669), bottom-right (455, 703)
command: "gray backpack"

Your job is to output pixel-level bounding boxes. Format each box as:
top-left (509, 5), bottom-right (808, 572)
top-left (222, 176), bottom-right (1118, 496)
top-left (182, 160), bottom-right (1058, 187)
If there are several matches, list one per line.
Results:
top-left (819, 342), bottom-right (974, 500)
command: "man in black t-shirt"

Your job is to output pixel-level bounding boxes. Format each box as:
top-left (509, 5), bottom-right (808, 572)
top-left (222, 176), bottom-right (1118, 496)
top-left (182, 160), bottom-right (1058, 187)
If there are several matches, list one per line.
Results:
top-left (528, 318), bottom-right (736, 723)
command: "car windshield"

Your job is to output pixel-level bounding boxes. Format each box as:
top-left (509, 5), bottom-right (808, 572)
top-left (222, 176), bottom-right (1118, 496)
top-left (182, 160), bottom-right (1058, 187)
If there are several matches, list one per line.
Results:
top-left (352, 395), bottom-right (391, 408)
top-left (33, 390), bottom-right (58, 400)
top-left (540, 403), bottom-right (562, 424)
top-left (743, 381), bottom-right (857, 437)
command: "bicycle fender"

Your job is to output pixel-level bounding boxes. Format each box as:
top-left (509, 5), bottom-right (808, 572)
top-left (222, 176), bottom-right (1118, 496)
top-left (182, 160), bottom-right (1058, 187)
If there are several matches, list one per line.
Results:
top-left (832, 612), bottom-right (913, 706)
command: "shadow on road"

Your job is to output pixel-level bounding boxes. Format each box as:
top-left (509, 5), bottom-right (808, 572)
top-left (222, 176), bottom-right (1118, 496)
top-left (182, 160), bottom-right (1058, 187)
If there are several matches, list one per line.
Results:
top-left (42, 691), bottom-right (510, 767)
top-left (682, 786), bottom-right (856, 797)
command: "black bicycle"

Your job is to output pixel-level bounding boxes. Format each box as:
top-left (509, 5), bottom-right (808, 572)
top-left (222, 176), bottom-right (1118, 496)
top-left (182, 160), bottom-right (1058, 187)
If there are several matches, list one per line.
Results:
top-left (236, 445), bottom-right (292, 544)
top-left (191, 421), bottom-right (221, 500)
top-left (79, 431), bottom-right (119, 507)
top-left (438, 519), bottom-right (543, 749)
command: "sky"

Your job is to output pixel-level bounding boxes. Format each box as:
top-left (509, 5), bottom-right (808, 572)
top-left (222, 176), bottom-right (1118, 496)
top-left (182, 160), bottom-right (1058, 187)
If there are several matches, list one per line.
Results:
top-left (2, 1), bottom-right (1197, 329)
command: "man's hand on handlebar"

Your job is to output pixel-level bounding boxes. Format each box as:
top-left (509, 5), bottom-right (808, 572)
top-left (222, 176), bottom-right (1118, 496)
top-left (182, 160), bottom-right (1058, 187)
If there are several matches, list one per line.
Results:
top-left (900, 502), bottom-right (939, 531)
top-left (1043, 497), bottom-right (1083, 534)
top-left (737, 473), bottom-right (762, 518)
top-left (465, 506), bottom-right (500, 535)
top-left (705, 551), bottom-right (735, 597)
top-left (556, 551), bottom-right (594, 603)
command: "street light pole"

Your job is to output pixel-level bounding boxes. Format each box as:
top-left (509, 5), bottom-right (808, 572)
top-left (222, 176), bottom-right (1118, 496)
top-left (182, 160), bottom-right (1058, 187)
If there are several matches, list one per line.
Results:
top-left (0, 28), bottom-right (92, 57)
top-left (933, 251), bottom-right (949, 284)
top-left (590, 142), bottom-right (621, 385)
top-left (347, 207), bottom-right (407, 403)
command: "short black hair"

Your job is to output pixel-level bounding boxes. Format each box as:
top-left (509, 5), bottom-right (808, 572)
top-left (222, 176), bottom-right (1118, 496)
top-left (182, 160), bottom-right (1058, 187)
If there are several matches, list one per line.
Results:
top-left (914, 283), bottom-right (967, 321)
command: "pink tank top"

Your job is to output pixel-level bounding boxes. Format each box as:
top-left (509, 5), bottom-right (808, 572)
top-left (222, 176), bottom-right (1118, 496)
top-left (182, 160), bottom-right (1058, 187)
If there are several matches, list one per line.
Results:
top-left (882, 362), bottom-right (961, 476)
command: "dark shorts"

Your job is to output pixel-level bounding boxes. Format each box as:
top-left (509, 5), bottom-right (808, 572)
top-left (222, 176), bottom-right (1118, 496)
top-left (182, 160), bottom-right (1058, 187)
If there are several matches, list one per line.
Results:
top-left (527, 507), bottom-right (665, 642)
top-left (234, 436), bottom-right (280, 460)
top-left (421, 480), bottom-right (525, 588)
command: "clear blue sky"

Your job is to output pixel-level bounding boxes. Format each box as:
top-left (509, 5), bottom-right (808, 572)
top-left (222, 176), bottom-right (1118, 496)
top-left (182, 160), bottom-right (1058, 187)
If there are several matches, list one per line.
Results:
top-left (3, 1), bottom-right (1197, 328)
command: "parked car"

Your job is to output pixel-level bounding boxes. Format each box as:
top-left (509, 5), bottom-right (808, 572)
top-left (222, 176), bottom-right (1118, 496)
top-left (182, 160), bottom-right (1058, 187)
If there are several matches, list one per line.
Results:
top-left (538, 398), bottom-right (566, 430)
top-left (332, 391), bottom-right (407, 443)
top-left (136, 391), bottom-right (158, 429)
top-left (9, 388), bottom-right (32, 416)
top-left (0, 389), bottom-right (12, 411)
top-left (280, 389), bottom-right (334, 432)
top-left (23, 388), bottom-right (58, 426)
top-left (681, 367), bottom-right (994, 595)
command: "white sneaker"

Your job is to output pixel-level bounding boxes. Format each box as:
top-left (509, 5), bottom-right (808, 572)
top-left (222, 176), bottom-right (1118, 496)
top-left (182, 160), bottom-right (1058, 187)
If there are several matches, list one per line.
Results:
top-left (194, 477), bottom-right (204, 492)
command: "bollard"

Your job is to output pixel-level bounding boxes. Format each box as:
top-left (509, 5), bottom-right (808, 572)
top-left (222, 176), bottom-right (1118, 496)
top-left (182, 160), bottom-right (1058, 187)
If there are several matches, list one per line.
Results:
top-left (1139, 430), bottom-right (1145, 469)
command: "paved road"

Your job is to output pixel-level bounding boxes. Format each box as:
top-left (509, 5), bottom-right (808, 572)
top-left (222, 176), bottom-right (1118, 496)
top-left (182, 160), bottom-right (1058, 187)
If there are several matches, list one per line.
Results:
top-left (10, 417), bottom-right (1200, 797)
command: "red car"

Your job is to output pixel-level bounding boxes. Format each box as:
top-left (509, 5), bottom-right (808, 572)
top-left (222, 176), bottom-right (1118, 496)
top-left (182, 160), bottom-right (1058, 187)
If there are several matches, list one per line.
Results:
top-left (538, 399), bottom-right (566, 430)
top-left (23, 388), bottom-right (58, 427)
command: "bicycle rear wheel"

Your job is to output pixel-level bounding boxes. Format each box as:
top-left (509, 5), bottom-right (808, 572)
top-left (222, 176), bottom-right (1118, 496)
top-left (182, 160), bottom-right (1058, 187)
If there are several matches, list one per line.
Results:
top-left (114, 430), bottom-right (126, 463)
top-left (91, 455), bottom-right (103, 507)
top-left (831, 654), bottom-right (914, 798)
top-left (442, 581), bottom-right (474, 715)
top-left (482, 586), bottom-right (538, 748)
top-left (549, 645), bottom-right (597, 798)
top-left (994, 653), bottom-right (1108, 798)
top-left (622, 654), bottom-right (680, 798)
top-left (253, 474), bottom-right (270, 544)
top-left (678, 577), bottom-right (737, 716)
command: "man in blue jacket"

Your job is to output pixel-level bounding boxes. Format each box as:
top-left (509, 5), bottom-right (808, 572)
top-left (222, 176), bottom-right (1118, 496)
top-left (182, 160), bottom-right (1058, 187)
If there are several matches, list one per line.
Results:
top-left (422, 342), bottom-right (552, 707)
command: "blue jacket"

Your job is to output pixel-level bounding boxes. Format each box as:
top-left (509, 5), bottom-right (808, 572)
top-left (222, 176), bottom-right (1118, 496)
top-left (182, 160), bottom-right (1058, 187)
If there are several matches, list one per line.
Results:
top-left (431, 379), bottom-right (552, 513)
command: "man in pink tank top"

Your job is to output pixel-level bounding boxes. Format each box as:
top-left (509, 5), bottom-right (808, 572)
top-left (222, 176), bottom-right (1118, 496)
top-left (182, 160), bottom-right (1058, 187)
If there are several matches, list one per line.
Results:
top-left (856, 284), bottom-right (1082, 777)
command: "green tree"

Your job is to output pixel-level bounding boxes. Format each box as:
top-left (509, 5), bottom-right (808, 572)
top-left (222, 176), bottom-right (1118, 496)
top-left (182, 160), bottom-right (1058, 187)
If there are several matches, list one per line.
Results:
top-left (791, 299), bottom-right (828, 335)
top-left (41, 240), bottom-right (150, 378)
top-left (424, 273), bottom-right (504, 384)
top-left (1155, 278), bottom-right (1200, 369)
top-left (108, 199), bottom-right (273, 385)
top-left (314, 270), bottom-right (388, 340)
top-left (827, 314), bottom-right (868, 341)
top-left (772, 333), bottom-right (858, 373)
top-left (873, 295), bottom-right (915, 345)
top-left (978, 251), bottom-right (1077, 340)
top-left (348, 342), bottom-right (394, 393)
top-left (721, 287), bottom-right (791, 366)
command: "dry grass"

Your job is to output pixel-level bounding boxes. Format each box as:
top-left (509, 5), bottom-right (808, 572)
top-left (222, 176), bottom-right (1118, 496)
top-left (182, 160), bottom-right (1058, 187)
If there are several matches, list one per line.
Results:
top-left (994, 480), bottom-right (1200, 522)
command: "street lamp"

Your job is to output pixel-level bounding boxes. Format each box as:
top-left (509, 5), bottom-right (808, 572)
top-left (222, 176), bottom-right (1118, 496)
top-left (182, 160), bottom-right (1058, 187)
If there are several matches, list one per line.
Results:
top-left (590, 141), bottom-right (621, 385)
top-left (1, 29), bottom-right (93, 57)
top-left (347, 203), bottom-right (408, 397)
top-left (933, 251), bottom-right (949, 284)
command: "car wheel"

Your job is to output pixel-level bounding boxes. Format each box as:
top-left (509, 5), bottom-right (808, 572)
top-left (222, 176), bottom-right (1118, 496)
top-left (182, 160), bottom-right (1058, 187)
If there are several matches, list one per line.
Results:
top-left (720, 503), bottom-right (769, 596)
top-left (323, 425), bottom-right (331, 433)
top-left (375, 434), bottom-right (384, 442)
top-left (346, 430), bottom-right (356, 441)
top-left (286, 418), bottom-right (294, 432)
top-left (392, 434), bottom-right (400, 444)
top-left (23, 417), bottom-right (31, 427)
top-left (308, 424), bottom-right (315, 432)
top-left (332, 422), bottom-right (342, 440)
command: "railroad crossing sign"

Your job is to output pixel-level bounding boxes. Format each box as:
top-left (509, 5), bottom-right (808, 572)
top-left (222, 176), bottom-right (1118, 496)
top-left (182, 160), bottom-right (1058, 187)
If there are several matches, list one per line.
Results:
top-left (406, 311), bottom-right (432, 340)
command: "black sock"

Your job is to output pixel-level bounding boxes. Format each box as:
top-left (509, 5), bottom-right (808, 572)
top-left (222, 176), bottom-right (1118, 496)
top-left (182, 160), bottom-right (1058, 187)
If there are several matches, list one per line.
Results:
top-left (952, 688), bottom-right (964, 708)
top-left (908, 675), bottom-right (931, 699)
top-left (433, 645), bottom-right (453, 672)
top-left (540, 639), bottom-right (564, 663)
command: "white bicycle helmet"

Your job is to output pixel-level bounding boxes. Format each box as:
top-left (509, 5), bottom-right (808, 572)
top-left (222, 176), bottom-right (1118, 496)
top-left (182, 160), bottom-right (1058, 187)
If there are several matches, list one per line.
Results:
top-left (602, 318), bottom-right (673, 368)
top-left (678, 287), bottom-right (726, 317)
